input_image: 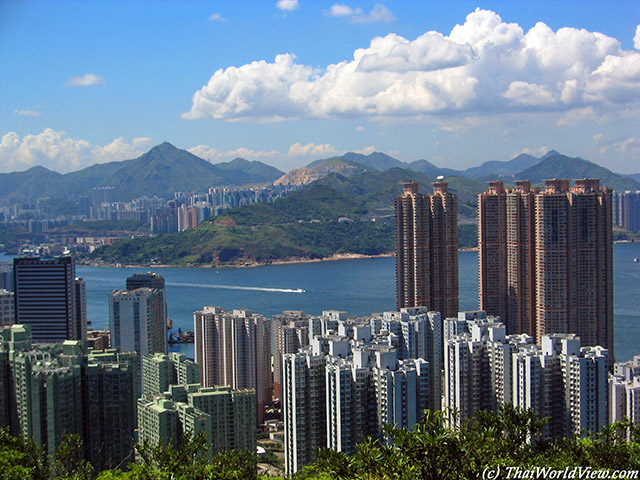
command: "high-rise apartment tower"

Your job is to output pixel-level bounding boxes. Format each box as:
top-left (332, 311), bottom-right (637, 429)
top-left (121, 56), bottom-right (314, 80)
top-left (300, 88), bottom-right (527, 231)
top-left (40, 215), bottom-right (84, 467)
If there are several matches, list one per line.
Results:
top-left (478, 179), bottom-right (613, 358)
top-left (395, 182), bottom-right (458, 318)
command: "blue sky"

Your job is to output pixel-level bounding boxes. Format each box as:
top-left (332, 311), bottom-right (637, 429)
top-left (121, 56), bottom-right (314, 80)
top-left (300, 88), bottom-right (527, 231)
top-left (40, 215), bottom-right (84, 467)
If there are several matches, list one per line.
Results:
top-left (1, 0), bottom-right (639, 174)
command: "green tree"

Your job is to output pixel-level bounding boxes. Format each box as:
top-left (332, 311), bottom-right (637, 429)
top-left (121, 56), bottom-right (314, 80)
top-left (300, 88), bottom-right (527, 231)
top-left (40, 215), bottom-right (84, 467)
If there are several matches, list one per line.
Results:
top-left (0, 427), bottom-right (49, 480)
top-left (52, 434), bottom-right (95, 480)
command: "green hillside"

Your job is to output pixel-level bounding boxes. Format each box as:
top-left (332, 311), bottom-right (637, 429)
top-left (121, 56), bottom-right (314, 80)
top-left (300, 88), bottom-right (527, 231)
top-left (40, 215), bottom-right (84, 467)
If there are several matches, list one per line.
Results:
top-left (516, 154), bottom-right (640, 191)
top-left (90, 168), bottom-right (483, 266)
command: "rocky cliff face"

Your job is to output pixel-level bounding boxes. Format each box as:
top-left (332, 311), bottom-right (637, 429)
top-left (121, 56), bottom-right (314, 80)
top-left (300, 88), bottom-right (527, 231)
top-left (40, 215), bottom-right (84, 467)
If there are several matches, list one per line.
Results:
top-left (274, 162), bottom-right (364, 186)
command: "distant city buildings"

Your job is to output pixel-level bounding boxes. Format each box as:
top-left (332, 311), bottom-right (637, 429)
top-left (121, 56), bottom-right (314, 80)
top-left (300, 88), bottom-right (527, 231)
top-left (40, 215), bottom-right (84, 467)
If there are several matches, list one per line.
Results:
top-left (0, 289), bottom-right (14, 327)
top-left (478, 179), bottom-right (613, 361)
top-left (193, 306), bottom-right (272, 424)
top-left (609, 356), bottom-right (640, 427)
top-left (13, 256), bottom-right (86, 342)
top-left (613, 191), bottom-right (640, 232)
top-left (395, 182), bottom-right (458, 318)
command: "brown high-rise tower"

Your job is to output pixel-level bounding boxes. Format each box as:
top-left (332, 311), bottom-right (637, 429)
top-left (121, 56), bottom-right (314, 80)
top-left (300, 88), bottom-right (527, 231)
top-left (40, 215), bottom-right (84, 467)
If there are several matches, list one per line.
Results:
top-left (396, 182), bottom-right (458, 318)
top-left (478, 178), bottom-right (613, 359)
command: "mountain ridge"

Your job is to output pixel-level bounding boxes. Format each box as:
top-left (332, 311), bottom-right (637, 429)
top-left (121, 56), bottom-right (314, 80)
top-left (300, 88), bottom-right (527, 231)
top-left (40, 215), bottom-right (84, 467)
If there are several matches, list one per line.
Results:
top-left (0, 142), bottom-right (284, 202)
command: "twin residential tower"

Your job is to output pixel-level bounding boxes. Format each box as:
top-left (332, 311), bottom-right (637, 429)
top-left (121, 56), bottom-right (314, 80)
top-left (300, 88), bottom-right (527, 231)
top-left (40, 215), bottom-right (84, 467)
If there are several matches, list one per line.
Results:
top-left (478, 179), bottom-right (613, 357)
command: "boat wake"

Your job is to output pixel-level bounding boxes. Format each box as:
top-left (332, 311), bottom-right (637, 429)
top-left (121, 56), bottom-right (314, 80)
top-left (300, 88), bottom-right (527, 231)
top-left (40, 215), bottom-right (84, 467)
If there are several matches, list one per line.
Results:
top-left (167, 281), bottom-right (305, 293)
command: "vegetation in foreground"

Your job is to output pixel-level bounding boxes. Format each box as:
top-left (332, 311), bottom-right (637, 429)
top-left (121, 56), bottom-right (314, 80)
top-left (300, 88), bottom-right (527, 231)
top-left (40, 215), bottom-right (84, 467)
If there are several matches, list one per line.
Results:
top-left (2, 406), bottom-right (640, 479)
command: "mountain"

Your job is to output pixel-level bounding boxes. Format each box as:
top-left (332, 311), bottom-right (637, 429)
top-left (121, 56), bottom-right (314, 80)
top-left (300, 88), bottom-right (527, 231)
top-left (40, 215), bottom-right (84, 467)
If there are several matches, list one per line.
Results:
top-left (339, 152), bottom-right (406, 171)
top-left (406, 159), bottom-right (461, 178)
top-left (213, 157), bottom-right (283, 184)
top-left (0, 142), bottom-right (284, 202)
top-left (625, 173), bottom-right (640, 184)
top-left (463, 153), bottom-right (542, 179)
top-left (516, 154), bottom-right (640, 192)
top-left (0, 166), bottom-right (66, 199)
top-left (274, 158), bottom-right (367, 186)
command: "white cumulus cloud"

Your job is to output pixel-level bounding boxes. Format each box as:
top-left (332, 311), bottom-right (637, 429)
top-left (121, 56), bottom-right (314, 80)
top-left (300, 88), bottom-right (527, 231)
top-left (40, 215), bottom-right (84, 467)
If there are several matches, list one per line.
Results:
top-left (328, 3), bottom-right (394, 23)
top-left (65, 73), bottom-right (106, 87)
top-left (14, 109), bottom-right (44, 117)
top-left (276, 0), bottom-right (298, 11)
top-left (188, 145), bottom-right (280, 162)
top-left (184, 8), bottom-right (640, 124)
top-left (329, 4), bottom-right (360, 17)
top-left (209, 13), bottom-right (226, 22)
top-left (635, 25), bottom-right (640, 50)
top-left (0, 129), bottom-right (150, 173)
top-left (353, 146), bottom-right (377, 155)
top-left (593, 133), bottom-right (640, 155)
top-left (287, 142), bottom-right (340, 157)
top-left (353, 4), bottom-right (394, 23)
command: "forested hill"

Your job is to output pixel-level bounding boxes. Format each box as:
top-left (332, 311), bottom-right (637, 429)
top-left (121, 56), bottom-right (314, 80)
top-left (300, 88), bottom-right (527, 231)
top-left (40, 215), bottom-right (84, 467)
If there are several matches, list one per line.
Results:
top-left (89, 168), bottom-right (480, 266)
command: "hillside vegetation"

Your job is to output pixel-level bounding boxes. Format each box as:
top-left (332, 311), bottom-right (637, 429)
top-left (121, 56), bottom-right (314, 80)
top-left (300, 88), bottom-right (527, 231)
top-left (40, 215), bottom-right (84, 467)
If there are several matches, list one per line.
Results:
top-left (90, 169), bottom-right (481, 266)
top-left (3, 407), bottom-right (639, 479)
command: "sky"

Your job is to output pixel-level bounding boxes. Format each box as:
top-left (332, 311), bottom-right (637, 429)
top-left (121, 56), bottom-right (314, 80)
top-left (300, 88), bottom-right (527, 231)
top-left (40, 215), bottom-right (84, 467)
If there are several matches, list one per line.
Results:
top-left (1, 0), bottom-right (639, 174)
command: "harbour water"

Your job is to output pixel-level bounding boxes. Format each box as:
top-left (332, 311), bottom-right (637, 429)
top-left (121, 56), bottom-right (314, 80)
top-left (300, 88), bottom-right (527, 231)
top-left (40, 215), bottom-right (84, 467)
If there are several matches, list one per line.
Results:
top-left (3, 243), bottom-right (640, 362)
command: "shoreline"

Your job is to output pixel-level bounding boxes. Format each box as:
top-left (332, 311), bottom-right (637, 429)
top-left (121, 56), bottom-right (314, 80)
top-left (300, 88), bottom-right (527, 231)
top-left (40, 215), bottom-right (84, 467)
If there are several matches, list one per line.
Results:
top-left (77, 248), bottom-right (481, 269)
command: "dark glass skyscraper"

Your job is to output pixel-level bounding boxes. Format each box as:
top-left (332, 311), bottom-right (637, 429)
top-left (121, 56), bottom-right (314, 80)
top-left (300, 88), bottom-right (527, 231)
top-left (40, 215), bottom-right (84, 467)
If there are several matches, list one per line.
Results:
top-left (13, 256), bottom-right (85, 342)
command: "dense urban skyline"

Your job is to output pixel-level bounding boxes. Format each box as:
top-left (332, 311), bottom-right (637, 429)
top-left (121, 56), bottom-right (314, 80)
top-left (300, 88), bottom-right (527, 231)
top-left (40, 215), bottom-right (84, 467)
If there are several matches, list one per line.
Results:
top-left (1, 1), bottom-right (639, 174)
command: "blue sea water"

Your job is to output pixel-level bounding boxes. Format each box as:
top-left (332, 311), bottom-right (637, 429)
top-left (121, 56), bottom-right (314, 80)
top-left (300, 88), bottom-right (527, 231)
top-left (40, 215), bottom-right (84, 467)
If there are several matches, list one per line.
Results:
top-left (3, 243), bottom-right (640, 362)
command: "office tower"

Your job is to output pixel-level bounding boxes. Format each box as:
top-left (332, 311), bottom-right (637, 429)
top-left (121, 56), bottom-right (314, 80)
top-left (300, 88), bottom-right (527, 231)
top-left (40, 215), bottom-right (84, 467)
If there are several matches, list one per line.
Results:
top-left (0, 290), bottom-right (14, 327)
top-left (110, 288), bottom-right (168, 356)
top-left (478, 179), bottom-right (613, 358)
top-left (126, 272), bottom-right (168, 331)
top-left (110, 288), bottom-right (168, 394)
top-left (142, 352), bottom-right (200, 398)
top-left (283, 350), bottom-right (327, 476)
top-left (395, 182), bottom-right (458, 318)
top-left (443, 320), bottom-right (609, 437)
top-left (272, 310), bottom-right (310, 400)
top-left (0, 325), bottom-right (136, 468)
top-left (13, 256), bottom-right (85, 342)
top-left (193, 307), bottom-right (272, 424)
top-left (126, 272), bottom-right (165, 291)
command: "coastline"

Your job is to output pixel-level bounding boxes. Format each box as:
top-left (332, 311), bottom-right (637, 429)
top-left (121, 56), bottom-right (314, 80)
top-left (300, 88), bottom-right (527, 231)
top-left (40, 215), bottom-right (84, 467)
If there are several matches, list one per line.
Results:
top-left (77, 252), bottom-right (396, 269)
top-left (77, 248), bottom-right (481, 269)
